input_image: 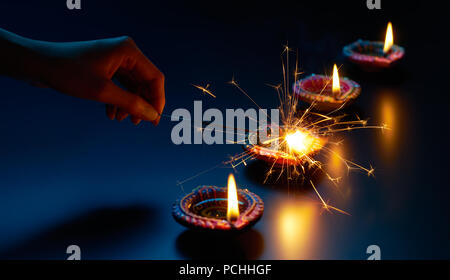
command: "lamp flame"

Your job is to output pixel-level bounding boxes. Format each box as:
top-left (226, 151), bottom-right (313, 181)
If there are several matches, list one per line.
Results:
top-left (332, 64), bottom-right (340, 96)
top-left (383, 22), bottom-right (394, 53)
top-left (227, 173), bottom-right (239, 222)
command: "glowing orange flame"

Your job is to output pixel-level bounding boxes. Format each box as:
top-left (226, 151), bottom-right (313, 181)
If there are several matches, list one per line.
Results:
top-left (332, 64), bottom-right (340, 96)
top-left (227, 173), bottom-right (239, 222)
top-left (383, 22), bottom-right (394, 53)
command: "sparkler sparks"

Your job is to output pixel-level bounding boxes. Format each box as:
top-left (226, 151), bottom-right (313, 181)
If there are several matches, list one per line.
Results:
top-left (179, 46), bottom-right (388, 215)
top-left (192, 83), bottom-right (216, 98)
top-left (285, 130), bottom-right (319, 155)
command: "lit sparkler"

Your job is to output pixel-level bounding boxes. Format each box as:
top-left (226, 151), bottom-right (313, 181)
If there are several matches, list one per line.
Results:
top-left (182, 46), bottom-right (388, 215)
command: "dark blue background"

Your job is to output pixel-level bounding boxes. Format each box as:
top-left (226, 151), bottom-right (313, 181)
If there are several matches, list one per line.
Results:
top-left (0, 0), bottom-right (448, 259)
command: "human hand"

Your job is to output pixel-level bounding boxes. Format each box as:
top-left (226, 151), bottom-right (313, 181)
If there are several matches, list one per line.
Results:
top-left (0, 31), bottom-right (165, 125)
top-left (46, 36), bottom-right (165, 125)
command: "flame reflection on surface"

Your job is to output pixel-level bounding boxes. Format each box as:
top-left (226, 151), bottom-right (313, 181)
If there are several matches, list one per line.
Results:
top-left (377, 91), bottom-right (401, 164)
top-left (274, 199), bottom-right (322, 259)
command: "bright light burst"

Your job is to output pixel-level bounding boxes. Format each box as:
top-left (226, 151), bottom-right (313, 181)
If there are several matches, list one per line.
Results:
top-left (285, 130), bottom-right (318, 155)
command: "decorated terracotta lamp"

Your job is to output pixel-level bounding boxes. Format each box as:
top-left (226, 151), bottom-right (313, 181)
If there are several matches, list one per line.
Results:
top-left (293, 64), bottom-right (361, 112)
top-left (343, 22), bottom-right (405, 70)
top-left (172, 174), bottom-right (263, 231)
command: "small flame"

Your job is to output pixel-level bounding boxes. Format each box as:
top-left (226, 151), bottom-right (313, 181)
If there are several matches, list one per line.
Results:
top-left (383, 22), bottom-right (394, 53)
top-left (227, 173), bottom-right (239, 222)
top-left (332, 64), bottom-right (340, 96)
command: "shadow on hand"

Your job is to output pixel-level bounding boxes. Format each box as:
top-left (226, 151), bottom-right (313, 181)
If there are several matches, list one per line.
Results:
top-left (176, 229), bottom-right (264, 260)
top-left (0, 205), bottom-right (158, 259)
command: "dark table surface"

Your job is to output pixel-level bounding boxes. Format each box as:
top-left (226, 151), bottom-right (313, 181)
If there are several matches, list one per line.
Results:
top-left (0, 1), bottom-right (449, 259)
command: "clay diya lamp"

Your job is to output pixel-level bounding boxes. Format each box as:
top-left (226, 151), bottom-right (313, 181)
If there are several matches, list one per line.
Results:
top-left (343, 22), bottom-right (405, 70)
top-left (293, 64), bottom-right (361, 112)
top-left (172, 174), bottom-right (263, 231)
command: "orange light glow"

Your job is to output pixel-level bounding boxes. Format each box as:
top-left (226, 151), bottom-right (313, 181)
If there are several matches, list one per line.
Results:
top-left (276, 200), bottom-right (320, 259)
top-left (332, 64), bottom-right (340, 96)
top-left (328, 143), bottom-right (346, 177)
top-left (378, 92), bottom-right (398, 163)
top-left (383, 22), bottom-right (394, 53)
top-left (227, 173), bottom-right (239, 222)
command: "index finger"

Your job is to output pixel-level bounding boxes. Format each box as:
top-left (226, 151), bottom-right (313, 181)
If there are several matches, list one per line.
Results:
top-left (127, 45), bottom-right (165, 117)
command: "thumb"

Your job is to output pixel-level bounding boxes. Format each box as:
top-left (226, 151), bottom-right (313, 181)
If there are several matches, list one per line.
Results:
top-left (98, 80), bottom-right (159, 122)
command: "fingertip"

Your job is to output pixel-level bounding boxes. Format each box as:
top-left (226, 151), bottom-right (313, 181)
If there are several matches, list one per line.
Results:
top-left (106, 105), bottom-right (116, 120)
top-left (131, 116), bottom-right (142, 125)
top-left (141, 103), bottom-right (159, 123)
top-left (116, 109), bottom-right (129, 121)
top-left (105, 82), bottom-right (158, 123)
